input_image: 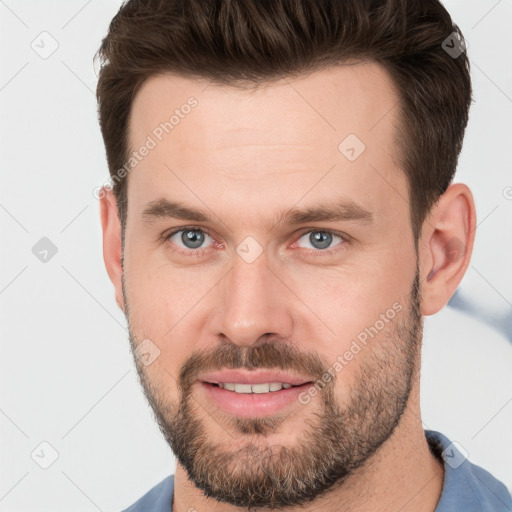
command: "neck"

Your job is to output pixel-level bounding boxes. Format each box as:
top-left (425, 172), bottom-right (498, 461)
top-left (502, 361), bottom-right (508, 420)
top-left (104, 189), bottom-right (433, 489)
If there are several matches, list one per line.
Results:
top-left (172, 382), bottom-right (444, 512)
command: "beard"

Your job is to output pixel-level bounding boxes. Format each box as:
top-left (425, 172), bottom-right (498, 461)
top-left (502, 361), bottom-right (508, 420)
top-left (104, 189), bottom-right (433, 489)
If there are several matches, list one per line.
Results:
top-left (123, 265), bottom-right (422, 509)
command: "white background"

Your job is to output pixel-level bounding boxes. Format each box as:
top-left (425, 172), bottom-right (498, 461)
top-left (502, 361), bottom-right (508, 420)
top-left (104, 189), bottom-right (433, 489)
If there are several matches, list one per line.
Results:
top-left (0, 1), bottom-right (511, 510)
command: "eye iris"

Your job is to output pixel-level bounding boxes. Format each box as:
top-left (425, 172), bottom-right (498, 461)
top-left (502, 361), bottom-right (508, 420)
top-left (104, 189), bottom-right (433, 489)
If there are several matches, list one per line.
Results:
top-left (182, 230), bottom-right (204, 249)
top-left (310, 231), bottom-right (332, 250)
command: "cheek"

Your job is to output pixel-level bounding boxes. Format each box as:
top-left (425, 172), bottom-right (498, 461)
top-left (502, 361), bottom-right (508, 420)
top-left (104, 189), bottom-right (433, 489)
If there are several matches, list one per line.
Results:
top-left (125, 257), bottom-right (212, 330)
top-left (124, 260), bottom-right (221, 383)
top-left (283, 258), bottom-right (410, 333)
top-left (279, 255), bottom-right (413, 390)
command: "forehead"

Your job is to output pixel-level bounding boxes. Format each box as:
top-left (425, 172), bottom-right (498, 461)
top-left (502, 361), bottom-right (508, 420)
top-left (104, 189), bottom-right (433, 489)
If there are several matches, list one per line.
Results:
top-left (128, 61), bottom-right (400, 151)
top-left (126, 62), bottom-right (407, 228)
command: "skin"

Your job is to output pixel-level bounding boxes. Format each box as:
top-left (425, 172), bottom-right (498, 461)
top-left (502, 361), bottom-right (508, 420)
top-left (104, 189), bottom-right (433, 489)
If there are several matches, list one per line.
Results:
top-left (100, 62), bottom-right (476, 511)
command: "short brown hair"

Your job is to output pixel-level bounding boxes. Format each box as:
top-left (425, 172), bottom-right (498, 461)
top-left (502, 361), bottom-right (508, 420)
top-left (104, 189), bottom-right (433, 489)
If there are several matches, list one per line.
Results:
top-left (95, 0), bottom-right (471, 243)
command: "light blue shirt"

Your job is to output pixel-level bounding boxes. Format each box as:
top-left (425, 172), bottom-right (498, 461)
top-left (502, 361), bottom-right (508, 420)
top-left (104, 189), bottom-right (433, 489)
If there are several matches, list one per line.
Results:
top-left (122, 430), bottom-right (512, 511)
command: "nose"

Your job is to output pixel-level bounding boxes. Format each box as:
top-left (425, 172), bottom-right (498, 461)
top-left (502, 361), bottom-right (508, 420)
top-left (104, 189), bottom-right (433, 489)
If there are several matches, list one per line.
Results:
top-left (213, 252), bottom-right (296, 347)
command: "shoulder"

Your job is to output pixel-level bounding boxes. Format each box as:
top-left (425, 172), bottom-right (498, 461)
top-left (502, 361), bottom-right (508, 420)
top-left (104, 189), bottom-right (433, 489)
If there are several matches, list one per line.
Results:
top-left (121, 474), bottom-right (175, 512)
top-left (425, 430), bottom-right (512, 512)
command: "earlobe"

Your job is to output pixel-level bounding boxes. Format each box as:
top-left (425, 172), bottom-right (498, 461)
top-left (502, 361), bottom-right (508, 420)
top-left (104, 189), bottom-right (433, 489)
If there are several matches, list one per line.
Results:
top-left (420, 183), bottom-right (476, 316)
top-left (99, 187), bottom-right (125, 312)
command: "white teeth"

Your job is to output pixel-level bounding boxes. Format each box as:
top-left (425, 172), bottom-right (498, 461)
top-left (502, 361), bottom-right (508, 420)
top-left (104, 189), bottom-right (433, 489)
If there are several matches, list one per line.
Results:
top-left (251, 383), bottom-right (272, 393)
top-left (217, 382), bottom-right (294, 393)
top-left (234, 383), bottom-right (252, 393)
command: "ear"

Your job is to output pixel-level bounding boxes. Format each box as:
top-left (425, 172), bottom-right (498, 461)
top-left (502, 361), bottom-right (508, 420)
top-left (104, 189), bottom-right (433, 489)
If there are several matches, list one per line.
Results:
top-left (99, 187), bottom-right (125, 312)
top-left (419, 183), bottom-right (476, 316)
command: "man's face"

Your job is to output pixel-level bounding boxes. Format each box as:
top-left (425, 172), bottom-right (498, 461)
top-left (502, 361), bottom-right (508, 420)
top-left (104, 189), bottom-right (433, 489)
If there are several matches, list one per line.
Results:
top-left (121, 63), bottom-right (422, 508)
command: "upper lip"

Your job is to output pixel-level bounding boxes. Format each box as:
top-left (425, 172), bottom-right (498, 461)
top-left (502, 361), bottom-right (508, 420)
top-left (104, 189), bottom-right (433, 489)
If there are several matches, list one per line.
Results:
top-left (199, 369), bottom-right (314, 386)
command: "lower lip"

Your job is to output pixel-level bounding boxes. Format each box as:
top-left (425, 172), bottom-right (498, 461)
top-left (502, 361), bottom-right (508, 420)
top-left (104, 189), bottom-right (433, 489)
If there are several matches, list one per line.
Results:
top-left (199, 381), bottom-right (312, 418)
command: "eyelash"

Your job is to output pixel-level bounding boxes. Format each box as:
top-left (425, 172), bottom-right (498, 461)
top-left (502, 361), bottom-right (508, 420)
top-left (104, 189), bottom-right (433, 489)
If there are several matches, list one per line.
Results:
top-left (162, 226), bottom-right (348, 258)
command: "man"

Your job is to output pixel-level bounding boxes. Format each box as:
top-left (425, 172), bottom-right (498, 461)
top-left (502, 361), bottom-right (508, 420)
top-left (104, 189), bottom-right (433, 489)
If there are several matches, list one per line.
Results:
top-left (96, 0), bottom-right (512, 510)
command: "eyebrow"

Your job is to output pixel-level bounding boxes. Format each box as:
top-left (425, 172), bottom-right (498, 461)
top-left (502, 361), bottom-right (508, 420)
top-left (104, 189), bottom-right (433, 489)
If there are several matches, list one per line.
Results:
top-left (141, 198), bottom-right (373, 227)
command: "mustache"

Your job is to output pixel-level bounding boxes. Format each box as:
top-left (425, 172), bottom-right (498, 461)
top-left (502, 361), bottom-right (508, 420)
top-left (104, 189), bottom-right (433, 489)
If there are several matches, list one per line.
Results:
top-left (179, 340), bottom-right (329, 392)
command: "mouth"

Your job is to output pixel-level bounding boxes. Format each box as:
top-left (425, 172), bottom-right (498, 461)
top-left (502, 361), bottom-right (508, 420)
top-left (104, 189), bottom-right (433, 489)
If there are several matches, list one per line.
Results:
top-left (198, 370), bottom-right (315, 417)
top-left (208, 381), bottom-right (306, 393)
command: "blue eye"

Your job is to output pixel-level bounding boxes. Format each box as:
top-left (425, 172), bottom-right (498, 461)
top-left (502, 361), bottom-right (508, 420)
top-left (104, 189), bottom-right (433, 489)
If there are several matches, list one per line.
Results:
top-left (166, 228), bottom-right (214, 251)
top-left (295, 231), bottom-right (344, 251)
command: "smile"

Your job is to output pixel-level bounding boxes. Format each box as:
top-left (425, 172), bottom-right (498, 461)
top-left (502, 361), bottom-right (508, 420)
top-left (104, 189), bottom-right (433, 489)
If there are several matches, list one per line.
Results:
top-left (215, 382), bottom-right (294, 393)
